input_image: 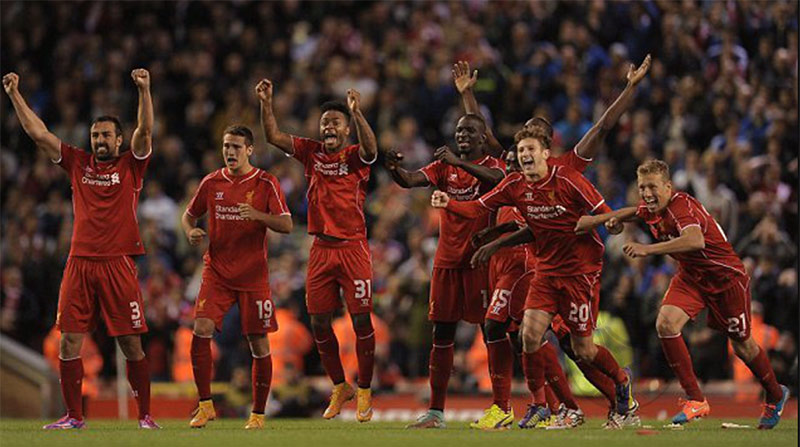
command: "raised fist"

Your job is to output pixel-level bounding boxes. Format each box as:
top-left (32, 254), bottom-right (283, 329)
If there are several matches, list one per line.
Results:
top-left (347, 88), bottom-right (361, 113)
top-left (131, 69), bottom-right (150, 89)
top-left (2, 72), bottom-right (19, 95)
top-left (256, 79), bottom-right (273, 102)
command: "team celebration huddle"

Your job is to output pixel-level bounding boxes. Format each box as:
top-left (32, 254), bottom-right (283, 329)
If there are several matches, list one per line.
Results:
top-left (1, 43), bottom-right (790, 434)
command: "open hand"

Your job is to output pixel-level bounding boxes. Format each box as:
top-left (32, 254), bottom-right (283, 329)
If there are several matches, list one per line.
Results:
top-left (471, 242), bottom-right (498, 267)
top-left (626, 54), bottom-right (651, 86)
top-left (347, 88), bottom-right (361, 113)
top-left (452, 60), bottom-right (478, 94)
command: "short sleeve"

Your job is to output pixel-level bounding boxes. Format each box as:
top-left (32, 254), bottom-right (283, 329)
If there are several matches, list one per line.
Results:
top-left (264, 177), bottom-right (291, 216)
top-left (552, 149), bottom-right (591, 173)
top-left (55, 142), bottom-right (81, 172)
top-left (667, 196), bottom-right (703, 232)
top-left (559, 168), bottom-right (606, 213)
top-left (419, 161), bottom-right (444, 188)
top-left (187, 176), bottom-right (211, 218)
top-left (635, 202), bottom-right (651, 221)
top-left (126, 150), bottom-right (151, 187)
top-left (290, 136), bottom-right (319, 166)
top-left (477, 175), bottom-right (519, 211)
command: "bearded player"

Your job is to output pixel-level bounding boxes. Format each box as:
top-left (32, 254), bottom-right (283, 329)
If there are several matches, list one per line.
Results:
top-left (432, 127), bottom-right (636, 430)
top-left (575, 159), bottom-right (790, 430)
top-left (3, 70), bottom-right (159, 429)
top-left (182, 125), bottom-right (292, 429)
top-left (384, 113), bottom-right (505, 429)
top-left (455, 56), bottom-right (650, 429)
top-left (258, 79), bottom-right (378, 422)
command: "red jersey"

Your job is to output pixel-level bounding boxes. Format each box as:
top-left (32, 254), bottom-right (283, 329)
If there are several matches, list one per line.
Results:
top-left (495, 206), bottom-right (528, 259)
top-left (56, 142), bottom-right (149, 257)
top-left (187, 168), bottom-right (290, 291)
top-left (291, 136), bottom-right (372, 240)
top-left (448, 165), bottom-right (610, 276)
top-left (549, 148), bottom-right (591, 172)
top-left (636, 192), bottom-right (746, 293)
top-left (421, 155), bottom-right (506, 268)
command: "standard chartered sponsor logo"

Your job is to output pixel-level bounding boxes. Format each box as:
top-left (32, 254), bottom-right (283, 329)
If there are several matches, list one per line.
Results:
top-left (215, 204), bottom-right (247, 221)
top-left (81, 172), bottom-right (120, 186)
top-left (526, 205), bottom-right (567, 220)
top-left (446, 185), bottom-right (479, 201)
top-left (313, 160), bottom-right (348, 176)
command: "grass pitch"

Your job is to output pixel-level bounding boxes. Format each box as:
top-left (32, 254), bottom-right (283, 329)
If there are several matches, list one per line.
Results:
top-left (0, 418), bottom-right (796, 447)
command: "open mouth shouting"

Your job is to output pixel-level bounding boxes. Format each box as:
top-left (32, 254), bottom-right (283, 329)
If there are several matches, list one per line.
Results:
top-left (322, 129), bottom-right (338, 147)
top-left (643, 196), bottom-right (658, 212)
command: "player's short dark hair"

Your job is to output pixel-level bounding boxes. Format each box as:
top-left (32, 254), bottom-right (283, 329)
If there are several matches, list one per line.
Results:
top-left (91, 116), bottom-right (123, 137)
top-left (223, 124), bottom-right (254, 146)
top-left (320, 101), bottom-right (351, 121)
top-left (459, 113), bottom-right (487, 131)
top-left (527, 116), bottom-right (553, 138)
top-left (514, 125), bottom-right (551, 149)
top-left (637, 159), bottom-right (670, 181)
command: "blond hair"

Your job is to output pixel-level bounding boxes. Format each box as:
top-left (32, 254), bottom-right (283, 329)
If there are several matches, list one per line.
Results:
top-left (637, 159), bottom-right (670, 181)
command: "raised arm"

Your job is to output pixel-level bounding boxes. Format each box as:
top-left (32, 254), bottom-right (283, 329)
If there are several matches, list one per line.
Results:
top-left (347, 89), bottom-right (378, 163)
top-left (256, 79), bottom-right (294, 154)
top-left (434, 146), bottom-right (504, 186)
top-left (573, 54), bottom-right (651, 160)
top-left (2, 72), bottom-right (60, 160)
top-left (130, 69), bottom-right (153, 158)
top-left (384, 150), bottom-right (431, 188)
top-left (623, 225), bottom-right (705, 258)
top-left (452, 61), bottom-right (505, 157)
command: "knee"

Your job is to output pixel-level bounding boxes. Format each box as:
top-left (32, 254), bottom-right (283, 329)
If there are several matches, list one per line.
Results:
top-left (59, 333), bottom-right (83, 359)
top-left (351, 313), bottom-right (373, 331)
top-left (485, 320), bottom-right (508, 342)
top-left (731, 337), bottom-right (759, 362)
top-left (117, 335), bottom-right (145, 361)
top-left (193, 319), bottom-right (215, 338)
top-left (246, 334), bottom-right (270, 357)
top-left (521, 327), bottom-right (542, 353)
top-left (310, 314), bottom-right (332, 335)
top-left (572, 341), bottom-right (597, 363)
top-left (433, 322), bottom-right (457, 343)
top-left (656, 313), bottom-right (683, 337)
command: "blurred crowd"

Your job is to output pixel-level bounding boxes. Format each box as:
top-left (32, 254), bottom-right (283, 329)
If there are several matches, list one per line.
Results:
top-left (1, 1), bottom-right (797, 399)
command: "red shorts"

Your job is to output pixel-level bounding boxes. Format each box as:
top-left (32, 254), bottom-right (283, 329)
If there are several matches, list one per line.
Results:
top-left (429, 266), bottom-right (489, 324)
top-left (550, 315), bottom-right (571, 339)
top-left (196, 274), bottom-right (277, 335)
top-left (663, 273), bottom-right (752, 341)
top-left (486, 251), bottom-right (531, 325)
top-left (525, 272), bottom-right (601, 337)
top-left (57, 256), bottom-right (147, 337)
top-left (306, 238), bottom-right (373, 315)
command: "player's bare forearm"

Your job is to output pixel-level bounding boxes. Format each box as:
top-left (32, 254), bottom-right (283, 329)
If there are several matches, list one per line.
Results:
top-left (644, 226), bottom-right (705, 255)
top-left (7, 89), bottom-right (60, 159)
top-left (131, 88), bottom-right (153, 158)
top-left (387, 166), bottom-right (429, 189)
top-left (486, 222), bottom-right (521, 239)
top-left (259, 102), bottom-right (293, 154)
top-left (261, 214), bottom-right (293, 234)
top-left (461, 87), bottom-right (480, 115)
top-left (454, 161), bottom-right (504, 186)
top-left (444, 199), bottom-right (486, 219)
top-left (352, 109), bottom-right (378, 162)
top-left (181, 212), bottom-right (199, 235)
top-left (578, 206), bottom-right (638, 231)
top-left (492, 226), bottom-right (534, 248)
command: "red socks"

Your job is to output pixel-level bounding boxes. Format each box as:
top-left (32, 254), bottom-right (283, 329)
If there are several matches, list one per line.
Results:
top-left (59, 357), bottom-right (84, 420)
top-left (660, 333), bottom-right (704, 401)
top-left (191, 335), bottom-right (213, 400)
top-left (522, 348), bottom-right (546, 406)
top-left (591, 345), bottom-right (627, 385)
top-left (745, 347), bottom-right (783, 403)
top-left (251, 354), bottom-right (273, 414)
top-left (544, 384), bottom-right (561, 412)
top-left (575, 359), bottom-right (617, 409)
top-left (126, 358), bottom-right (151, 419)
top-left (487, 336), bottom-right (513, 411)
top-left (314, 328), bottom-right (345, 384)
top-left (429, 343), bottom-right (454, 410)
top-left (541, 342), bottom-right (579, 410)
top-left (354, 324), bottom-right (376, 389)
